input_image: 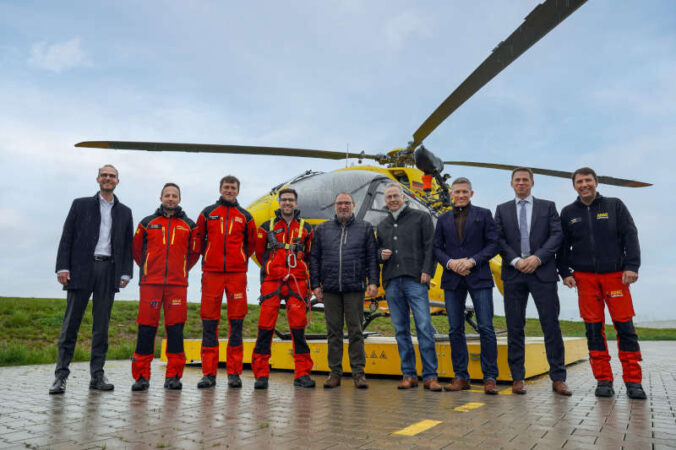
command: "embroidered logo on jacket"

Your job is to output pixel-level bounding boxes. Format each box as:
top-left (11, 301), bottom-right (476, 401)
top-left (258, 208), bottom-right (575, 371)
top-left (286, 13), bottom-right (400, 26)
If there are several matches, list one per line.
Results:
top-left (596, 212), bottom-right (609, 220)
top-left (609, 290), bottom-right (624, 298)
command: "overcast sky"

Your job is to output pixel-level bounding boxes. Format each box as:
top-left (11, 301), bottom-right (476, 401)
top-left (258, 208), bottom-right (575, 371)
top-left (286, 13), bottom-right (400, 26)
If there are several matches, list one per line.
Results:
top-left (1, 1), bottom-right (674, 322)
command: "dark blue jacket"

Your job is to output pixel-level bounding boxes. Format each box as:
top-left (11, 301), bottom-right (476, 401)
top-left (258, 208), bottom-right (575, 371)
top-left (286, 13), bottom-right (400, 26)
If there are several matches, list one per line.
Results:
top-left (494, 197), bottom-right (562, 283)
top-left (310, 215), bottom-right (379, 293)
top-left (55, 193), bottom-right (134, 292)
top-left (557, 193), bottom-right (640, 276)
top-left (434, 204), bottom-right (498, 290)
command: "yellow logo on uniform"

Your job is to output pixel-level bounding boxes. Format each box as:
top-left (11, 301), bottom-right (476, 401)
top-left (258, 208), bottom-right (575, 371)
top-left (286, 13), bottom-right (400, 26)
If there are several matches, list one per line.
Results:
top-left (597, 212), bottom-right (609, 220)
top-left (609, 290), bottom-right (623, 298)
top-left (234, 293), bottom-right (243, 299)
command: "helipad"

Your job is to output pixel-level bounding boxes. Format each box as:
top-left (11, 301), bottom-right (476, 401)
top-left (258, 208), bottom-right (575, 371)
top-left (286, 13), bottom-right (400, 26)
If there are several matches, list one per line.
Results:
top-left (0, 341), bottom-right (673, 449)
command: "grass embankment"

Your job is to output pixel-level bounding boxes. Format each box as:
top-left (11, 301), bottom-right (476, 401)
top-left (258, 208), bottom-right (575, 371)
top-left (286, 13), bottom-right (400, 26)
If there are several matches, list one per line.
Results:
top-left (1, 296), bottom-right (674, 367)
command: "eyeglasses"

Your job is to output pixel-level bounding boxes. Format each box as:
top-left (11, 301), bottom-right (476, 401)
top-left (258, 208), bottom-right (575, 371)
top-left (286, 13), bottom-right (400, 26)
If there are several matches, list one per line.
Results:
top-left (99, 173), bottom-right (117, 179)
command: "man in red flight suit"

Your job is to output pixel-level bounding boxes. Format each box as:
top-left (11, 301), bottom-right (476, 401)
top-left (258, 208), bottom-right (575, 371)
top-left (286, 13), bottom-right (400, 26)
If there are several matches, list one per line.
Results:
top-left (251, 188), bottom-right (315, 389)
top-left (131, 183), bottom-right (199, 391)
top-left (197, 175), bottom-right (257, 389)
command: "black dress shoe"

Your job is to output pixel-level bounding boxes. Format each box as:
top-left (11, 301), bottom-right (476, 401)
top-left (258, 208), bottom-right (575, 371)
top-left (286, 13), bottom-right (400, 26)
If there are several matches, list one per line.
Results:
top-left (626, 382), bottom-right (647, 399)
top-left (595, 380), bottom-right (614, 397)
top-left (197, 375), bottom-right (216, 389)
top-left (164, 376), bottom-right (182, 390)
top-left (293, 375), bottom-right (316, 388)
top-left (49, 377), bottom-right (67, 395)
top-left (90, 375), bottom-right (114, 391)
top-left (228, 374), bottom-right (242, 388)
top-left (131, 377), bottom-right (149, 392)
top-left (254, 377), bottom-right (268, 389)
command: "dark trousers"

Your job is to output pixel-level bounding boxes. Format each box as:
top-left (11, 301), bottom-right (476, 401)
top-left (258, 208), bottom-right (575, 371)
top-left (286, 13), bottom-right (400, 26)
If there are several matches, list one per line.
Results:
top-left (323, 291), bottom-right (365, 377)
top-left (503, 274), bottom-right (566, 381)
top-left (55, 260), bottom-right (116, 379)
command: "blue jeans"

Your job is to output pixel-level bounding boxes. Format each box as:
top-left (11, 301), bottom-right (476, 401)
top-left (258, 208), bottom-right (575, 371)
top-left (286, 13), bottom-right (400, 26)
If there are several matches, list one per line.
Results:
top-left (385, 276), bottom-right (438, 381)
top-left (445, 281), bottom-right (498, 381)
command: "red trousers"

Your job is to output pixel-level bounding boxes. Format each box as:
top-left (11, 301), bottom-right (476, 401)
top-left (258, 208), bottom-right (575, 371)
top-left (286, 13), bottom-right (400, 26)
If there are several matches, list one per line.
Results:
top-left (252, 279), bottom-right (313, 379)
top-left (132, 285), bottom-right (187, 380)
top-left (200, 271), bottom-right (248, 376)
top-left (575, 271), bottom-right (642, 383)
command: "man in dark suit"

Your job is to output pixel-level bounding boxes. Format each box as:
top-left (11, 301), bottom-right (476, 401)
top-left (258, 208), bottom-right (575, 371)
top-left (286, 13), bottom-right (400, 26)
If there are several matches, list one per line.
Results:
top-left (51, 164), bottom-right (133, 394)
top-left (494, 167), bottom-right (571, 396)
top-left (434, 177), bottom-right (499, 394)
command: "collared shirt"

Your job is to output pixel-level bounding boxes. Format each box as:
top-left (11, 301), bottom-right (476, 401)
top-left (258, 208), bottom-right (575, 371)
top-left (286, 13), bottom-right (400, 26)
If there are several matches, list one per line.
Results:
top-left (514, 194), bottom-right (533, 232)
top-left (389, 204), bottom-right (405, 221)
top-left (511, 194), bottom-right (534, 267)
top-left (94, 193), bottom-right (114, 257)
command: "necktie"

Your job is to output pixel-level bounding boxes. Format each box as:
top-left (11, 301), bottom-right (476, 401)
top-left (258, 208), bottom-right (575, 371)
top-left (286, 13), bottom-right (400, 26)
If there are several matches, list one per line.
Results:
top-left (519, 200), bottom-right (530, 257)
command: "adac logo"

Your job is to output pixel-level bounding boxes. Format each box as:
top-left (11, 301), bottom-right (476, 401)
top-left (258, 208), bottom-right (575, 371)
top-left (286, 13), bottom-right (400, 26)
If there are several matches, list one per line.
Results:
top-left (569, 217), bottom-right (581, 225)
top-left (609, 290), bottom-right (624, 298)
top-left (596, 212), bottom-right (609, 220)
top-left (234, 216), bottom-right (243, 223)
top-left (233, 292), bottom-right (244, 300)
top-left (176, 226), bottom-right (188, 231)
top-left (170, 298), bottom-right (182, 306)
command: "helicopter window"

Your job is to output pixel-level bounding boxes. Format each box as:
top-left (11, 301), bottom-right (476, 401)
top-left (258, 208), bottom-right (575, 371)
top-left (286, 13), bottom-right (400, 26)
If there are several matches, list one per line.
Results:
top-left (290, 170), bottom-right (385, 221)
top-left (362, 179), bottom-right (437, 228)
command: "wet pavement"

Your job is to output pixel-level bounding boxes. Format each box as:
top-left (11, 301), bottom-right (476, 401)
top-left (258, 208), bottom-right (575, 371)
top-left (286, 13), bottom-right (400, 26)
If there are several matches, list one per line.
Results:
top-left (0, 341), bottom-right (674, 449)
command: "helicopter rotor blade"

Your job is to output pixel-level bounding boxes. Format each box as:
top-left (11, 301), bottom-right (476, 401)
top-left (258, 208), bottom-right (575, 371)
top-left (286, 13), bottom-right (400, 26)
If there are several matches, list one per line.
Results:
top-left (412, 0), bottom-right (587, 148)
top-left (443, 161), bottom-right (652, 188)
top-left (75, 141), bottom-right (381, 161)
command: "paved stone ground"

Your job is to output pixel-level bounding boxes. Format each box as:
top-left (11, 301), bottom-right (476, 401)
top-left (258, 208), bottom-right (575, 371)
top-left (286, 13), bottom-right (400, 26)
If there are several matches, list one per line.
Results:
top-left (0, 342), bottom-right (674, 449)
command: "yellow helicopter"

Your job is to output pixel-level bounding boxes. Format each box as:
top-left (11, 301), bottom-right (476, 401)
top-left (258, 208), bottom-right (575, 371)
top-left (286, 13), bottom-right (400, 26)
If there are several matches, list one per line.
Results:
top-left (75, 0), bottom-right (650, 333)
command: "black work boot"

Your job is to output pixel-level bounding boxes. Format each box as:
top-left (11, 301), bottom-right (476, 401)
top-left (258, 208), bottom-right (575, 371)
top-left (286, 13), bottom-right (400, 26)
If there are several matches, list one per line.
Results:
top-left (197, 375), bottom-right (216, 389)
top-left (164, 376), bottom-right (182, 390)
top-left (254, 377), bottom-right (268, 390)
top-left (293, 375), bottom-right (316, 388)
top-left (49, 376), bottom-right (67, 395)
top-left (228, 374), bottom-right (242, 388)
top-left (131, 377), bottom-right (149, 392)
top-left (595, 380), bottom-right (614, 397)
top-left (626, 382), bottom-right (647, 399)
top-left (90, 374), bottom-right (114, 391)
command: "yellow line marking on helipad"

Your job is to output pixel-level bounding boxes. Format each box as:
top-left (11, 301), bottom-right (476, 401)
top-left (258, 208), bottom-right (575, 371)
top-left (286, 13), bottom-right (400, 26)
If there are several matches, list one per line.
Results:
top-left (453, 402), bottom-right (484, 412)
top-left (393, 419), bottom-right (442, 436)
top-left (498, 387), bottom-right (512, 395)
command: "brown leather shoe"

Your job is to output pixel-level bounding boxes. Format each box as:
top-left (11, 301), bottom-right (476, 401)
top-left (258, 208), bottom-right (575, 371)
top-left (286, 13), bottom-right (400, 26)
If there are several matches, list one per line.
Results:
top-left (552, 380), bottom-right (572, 396)
top-left (423, 378), bottom-right (442, 392)
top-left (512, 380), bottom-right (527, 395)
top-left (323, 374), bottom-right (341, 389)
top-left (484, 379), bottom-right (498, 395)
top-left (444, 377), bottom-right (471, 392)
top-left (353, 375), bottom-right (368, 389)
top-left (398, 376), bottom-right (418, 390)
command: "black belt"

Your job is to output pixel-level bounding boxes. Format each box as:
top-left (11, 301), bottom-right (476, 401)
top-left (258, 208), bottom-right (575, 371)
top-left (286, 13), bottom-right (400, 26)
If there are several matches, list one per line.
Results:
top-left (93, 255), bottom-right (111, 262)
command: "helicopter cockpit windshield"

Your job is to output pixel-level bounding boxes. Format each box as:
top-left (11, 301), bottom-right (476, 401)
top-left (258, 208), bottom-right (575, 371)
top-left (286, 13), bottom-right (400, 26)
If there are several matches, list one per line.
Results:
top-left (290, 170), bottom-right (385, 221)
top-left (361, 179), bottom-right (438, 228)
top-left (289, 170), bottom-right (437, 227)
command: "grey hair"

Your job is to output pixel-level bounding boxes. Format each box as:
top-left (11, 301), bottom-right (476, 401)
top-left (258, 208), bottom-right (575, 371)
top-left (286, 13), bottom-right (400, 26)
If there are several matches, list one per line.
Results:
top-left (98, 164), bottom-right (118, 176)
top-left (334, 192), bottom-right (354, 203)
top-left (451, 177), bottom-right (472, 190)
top-left (384, 183), bottom-right (403, 194)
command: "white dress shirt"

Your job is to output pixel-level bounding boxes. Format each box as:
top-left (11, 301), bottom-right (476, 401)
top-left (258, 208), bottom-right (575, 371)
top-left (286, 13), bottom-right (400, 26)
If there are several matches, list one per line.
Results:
top-left (510, 195), bottom-right (534, 266)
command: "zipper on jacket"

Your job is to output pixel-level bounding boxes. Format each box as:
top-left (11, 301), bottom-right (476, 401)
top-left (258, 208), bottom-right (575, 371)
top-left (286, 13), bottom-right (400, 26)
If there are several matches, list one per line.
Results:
top-left (338, 224), bottom-right (345, 291)
top-left (223, 206), bottom-right (230, 272)
top-left (164, 216), bottom-right (172, 284)
top-left (586, 206), bottom-right (598, 272)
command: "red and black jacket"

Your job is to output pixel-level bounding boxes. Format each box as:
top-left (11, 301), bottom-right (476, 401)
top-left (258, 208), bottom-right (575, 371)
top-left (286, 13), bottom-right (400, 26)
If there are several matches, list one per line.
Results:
top-left (197, 198), bottom-right (256, 273)
top-left (255, 209), bottom-right (313, 283)
top-left (133, 206), bottom-right (200, 286)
